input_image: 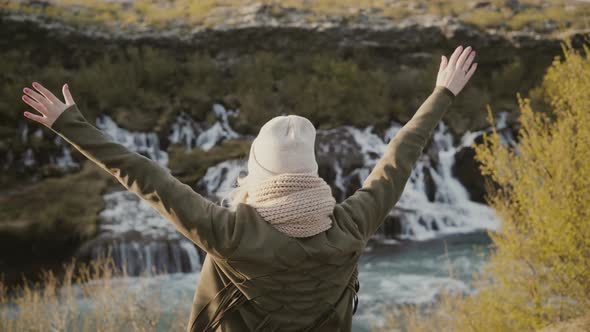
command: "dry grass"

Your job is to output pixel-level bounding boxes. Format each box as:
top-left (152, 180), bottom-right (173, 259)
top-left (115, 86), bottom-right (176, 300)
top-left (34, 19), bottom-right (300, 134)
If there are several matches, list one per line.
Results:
top-left (0, 256), bottom-right (191, 332)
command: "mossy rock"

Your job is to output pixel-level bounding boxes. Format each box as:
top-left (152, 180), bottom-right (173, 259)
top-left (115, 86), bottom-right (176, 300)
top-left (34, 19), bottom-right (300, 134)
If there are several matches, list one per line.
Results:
top-left (0, 162), bottom-right (111, 242)
top-left (168, 139), bottom-right (251, 184)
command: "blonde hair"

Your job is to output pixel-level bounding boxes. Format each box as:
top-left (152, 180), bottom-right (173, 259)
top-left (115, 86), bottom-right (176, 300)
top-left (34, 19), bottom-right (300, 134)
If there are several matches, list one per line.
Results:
top-left (221, 172), bottom-right (251, 211)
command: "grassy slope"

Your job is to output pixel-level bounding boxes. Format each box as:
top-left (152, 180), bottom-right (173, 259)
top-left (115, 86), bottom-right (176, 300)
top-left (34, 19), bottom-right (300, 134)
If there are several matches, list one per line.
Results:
top-left (0, 162), bottom-right (110, 240)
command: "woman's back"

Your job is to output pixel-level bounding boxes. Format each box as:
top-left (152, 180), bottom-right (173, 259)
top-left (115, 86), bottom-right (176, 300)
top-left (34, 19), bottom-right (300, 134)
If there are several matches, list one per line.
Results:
top-left (189, 202), bottom-right (366, 331)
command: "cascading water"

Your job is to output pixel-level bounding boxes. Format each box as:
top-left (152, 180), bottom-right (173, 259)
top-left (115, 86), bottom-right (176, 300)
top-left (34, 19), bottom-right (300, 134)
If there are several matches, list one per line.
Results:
top-left (199, 113), bottom-right (512, 242)
top-left (392, 122), bottom-right (499, 240)
top-left (14, 123), bottom-right (79, 171)
top-left (95, 115), bottom-right (169, 165)
top-left (76, 104), bottom-right (243, 276)
top-left (168, 104), bottom-right (240, 151)
top-left (14, 102), bottom-right (512, 277)
top-left (198, 159), bottom-right (247, 202)
top-left (51, 136), bottom-right (79, 168)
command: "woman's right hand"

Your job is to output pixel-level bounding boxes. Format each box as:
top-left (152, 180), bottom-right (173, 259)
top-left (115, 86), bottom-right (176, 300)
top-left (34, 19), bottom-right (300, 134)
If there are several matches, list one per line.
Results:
top-left (436, 45), bottom-right (477, 97)
top-left (22, 82), bottom-right (76, 128)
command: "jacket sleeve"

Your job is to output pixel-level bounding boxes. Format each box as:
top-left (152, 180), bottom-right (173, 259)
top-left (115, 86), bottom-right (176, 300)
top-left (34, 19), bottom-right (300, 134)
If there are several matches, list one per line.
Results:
top-left (339, 85), bottom-right (455, 241)
top-left (49, 104), bottom-right (239, 258)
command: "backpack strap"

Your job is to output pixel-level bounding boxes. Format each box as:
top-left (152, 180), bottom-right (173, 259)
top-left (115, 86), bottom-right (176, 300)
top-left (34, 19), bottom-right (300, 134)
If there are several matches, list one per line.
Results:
top-left (190, 281), bottom-right (248, 332)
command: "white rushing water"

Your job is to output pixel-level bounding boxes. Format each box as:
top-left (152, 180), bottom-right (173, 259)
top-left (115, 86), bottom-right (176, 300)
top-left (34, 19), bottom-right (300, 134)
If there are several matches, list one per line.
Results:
top-left (79, 102), bottom-right (511, 276)
top-left (168, 104), bottom-right (240, 151)
top-left (394, 122), bottom-right (498, 240)
top-left (81, 103), bottom-right (243, 275)
top-left (95, 114), bottom-right (169, 165)
top-left (16, 102), bottom-right (511, 277)
top-left (316, 121), bottom-right (499, 241)
top-left (15, 123), bottom-right (78, 170)
top-left (199, 113), bottom-right (511, 241)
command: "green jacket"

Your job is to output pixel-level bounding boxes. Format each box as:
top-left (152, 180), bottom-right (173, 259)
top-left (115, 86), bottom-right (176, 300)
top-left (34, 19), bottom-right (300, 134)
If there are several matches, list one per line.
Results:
top-left (49, 85), bottom-right (455, 331)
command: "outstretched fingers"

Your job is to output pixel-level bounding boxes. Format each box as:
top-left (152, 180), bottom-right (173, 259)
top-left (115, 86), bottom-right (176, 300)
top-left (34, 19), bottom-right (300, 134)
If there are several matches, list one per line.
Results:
top-left (462, 50), bottom-right (476, 73)
top-left (23, 110), bottom-right (47, 124)
top-left (22, 94), bottom-right (48, 116)
top-left (32, 82), bottom-right (61, 104)
top-left (439, 55), bottom-right (448, 72)
top-left (23, 87), bottom-right (47, 106)
top-left (62, 83), bottom-right (75, 105)
top-left (456, 46), bottom-right (472, 70)
top-left (465, 62), bottom-right (478, 81)
top-left (21, 82), bottom-right (73, 128)
top-left (447, 45), bottom-right (463, 69)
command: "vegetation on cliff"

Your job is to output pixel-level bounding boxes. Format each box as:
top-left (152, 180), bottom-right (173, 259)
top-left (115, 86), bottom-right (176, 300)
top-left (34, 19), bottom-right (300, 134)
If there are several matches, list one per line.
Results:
top-left (4, 0), bottom-right (590, 36)
top-left (381, 38), bottom-right (590, 332)
top-left (1, 35), bottom-right (549, 185)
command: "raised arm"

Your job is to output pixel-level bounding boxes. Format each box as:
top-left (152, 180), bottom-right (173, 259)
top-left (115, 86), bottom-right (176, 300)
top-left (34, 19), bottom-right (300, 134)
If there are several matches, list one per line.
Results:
top-left (340, 45), bottom-right (478, 240)
top-left (21, 82), bottom-right (239, 258)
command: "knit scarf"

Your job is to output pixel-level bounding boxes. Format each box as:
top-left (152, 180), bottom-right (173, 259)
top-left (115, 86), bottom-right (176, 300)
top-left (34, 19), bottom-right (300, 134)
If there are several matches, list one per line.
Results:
top-left (246, 173), bottom-right (336, 238)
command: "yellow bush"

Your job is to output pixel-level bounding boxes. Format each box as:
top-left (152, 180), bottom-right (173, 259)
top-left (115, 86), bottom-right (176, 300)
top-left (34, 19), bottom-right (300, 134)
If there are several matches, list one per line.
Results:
top-left (381, 38), bottom-right (590, 332)
top-left (472, 39), bottom-right (590, 329)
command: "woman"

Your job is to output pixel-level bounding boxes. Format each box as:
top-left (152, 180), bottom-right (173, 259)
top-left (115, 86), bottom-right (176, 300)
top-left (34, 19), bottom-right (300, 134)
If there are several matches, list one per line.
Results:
top-left (21, 45), bottom-right (477, 331)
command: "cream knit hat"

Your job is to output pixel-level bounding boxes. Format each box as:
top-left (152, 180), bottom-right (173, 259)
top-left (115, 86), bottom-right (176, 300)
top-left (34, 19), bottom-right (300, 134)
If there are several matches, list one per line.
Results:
top-left (244, 115), bottom-right (335, 238)
top-left (247, 115), bottom-right (319, 183)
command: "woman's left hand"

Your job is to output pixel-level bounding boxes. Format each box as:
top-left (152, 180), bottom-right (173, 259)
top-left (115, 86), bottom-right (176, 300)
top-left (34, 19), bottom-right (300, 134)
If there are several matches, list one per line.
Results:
top-left (436, 45), bottom-right (477, 97)
top-left (21, 82), bottom-right (76, 128)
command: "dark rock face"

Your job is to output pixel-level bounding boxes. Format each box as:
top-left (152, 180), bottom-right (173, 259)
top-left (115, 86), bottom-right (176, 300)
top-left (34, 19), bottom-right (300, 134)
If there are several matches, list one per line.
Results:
top-left (0, 231), bottom-right (81, 287)
top-left (452, 145), bottom-right (487, 203)
top-left (316, 128), bottom-right (365, 202)
top-left (2, 5), bottom-right (579, 60)
top-left (422, 166), bottom-right (437, 202)
top-left (381, 213), bottom-right (403, 239)
top-left (452, 124), bottom-right (518, 203)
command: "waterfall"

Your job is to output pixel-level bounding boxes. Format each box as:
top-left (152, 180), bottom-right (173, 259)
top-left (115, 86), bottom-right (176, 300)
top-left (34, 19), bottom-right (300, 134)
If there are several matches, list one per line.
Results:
top-left (16, 123), bottom-right (79, 170)
top-left (95, 114), bottom-right (169, 165)
top-left (315, 118), bottom-right (507, 242)
top-left (51, 136), bottom-right (79, 168)
top-left (50, 101), bottom-right (512, 274)
top-left (198, 159), bottom-right (247, 203)
top-left (77, 104), bottom-right (240, 275)
top-left (393, 122), bottom-right (498, 241)
top-left (168, 104), bottom-right (240, 151)
top-left (200, 113), bottom-right (513, 242)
